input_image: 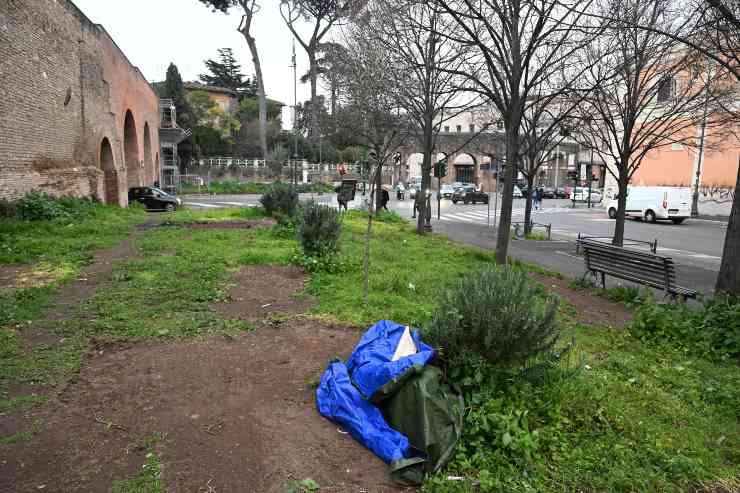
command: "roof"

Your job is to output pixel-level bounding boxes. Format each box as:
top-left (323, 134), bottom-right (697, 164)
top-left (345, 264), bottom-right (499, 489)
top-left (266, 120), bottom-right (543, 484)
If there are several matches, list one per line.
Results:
top-left (183, 82), bottom-right (239, 97)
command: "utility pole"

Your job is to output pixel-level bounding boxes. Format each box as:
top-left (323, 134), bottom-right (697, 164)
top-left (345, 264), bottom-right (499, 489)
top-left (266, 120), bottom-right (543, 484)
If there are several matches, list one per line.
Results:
top-left (292, 39), bottom-right (298, 187)
top-left (692, 58), bottom-right (713, 217)
top-left (588, 148), bottom-right (594, 209)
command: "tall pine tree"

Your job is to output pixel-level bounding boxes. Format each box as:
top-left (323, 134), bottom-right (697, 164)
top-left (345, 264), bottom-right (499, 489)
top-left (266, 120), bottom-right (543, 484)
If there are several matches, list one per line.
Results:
top-left (199, 48), bottom-right (257, 97)
top-left (158, 63), bottom-right (196, 167)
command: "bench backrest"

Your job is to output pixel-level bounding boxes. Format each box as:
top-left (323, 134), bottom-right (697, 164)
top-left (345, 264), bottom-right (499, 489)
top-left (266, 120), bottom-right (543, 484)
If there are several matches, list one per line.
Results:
top-left (579, 240), bottom-right (676, 291)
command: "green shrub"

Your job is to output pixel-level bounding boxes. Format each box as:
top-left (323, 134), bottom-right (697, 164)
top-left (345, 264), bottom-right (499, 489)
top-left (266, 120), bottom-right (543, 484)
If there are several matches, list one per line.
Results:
top-left (260, 182), bottom-right (298, 217)
top-left (629, 294), bottom-right (740, 359)
top-left (602, 285), bottom-right (641, 305)
top-left (0, 199), bottom-right (17, 218)
top-left (15, 192), bottom-right (70, 221)
top-left (423, 266), bottom-right (559, 370)
top-left (298, 201), bottom-right (341, 256)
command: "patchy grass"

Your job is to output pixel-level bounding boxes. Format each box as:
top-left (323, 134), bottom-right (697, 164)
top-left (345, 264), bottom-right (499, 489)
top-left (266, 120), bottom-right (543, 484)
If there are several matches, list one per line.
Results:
top-left (1, 206), bottom-right (737, 492)
top-left (0, 203), bottom-right (145, 328)
top-left (169, 205), bottom-right (268, 223)
top-left (111, 434), bottom-right (163, 493)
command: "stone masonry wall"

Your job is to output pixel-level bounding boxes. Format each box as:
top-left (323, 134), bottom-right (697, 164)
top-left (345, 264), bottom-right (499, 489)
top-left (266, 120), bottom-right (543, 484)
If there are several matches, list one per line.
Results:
top-left (0, 0), bottom-right (160, 206)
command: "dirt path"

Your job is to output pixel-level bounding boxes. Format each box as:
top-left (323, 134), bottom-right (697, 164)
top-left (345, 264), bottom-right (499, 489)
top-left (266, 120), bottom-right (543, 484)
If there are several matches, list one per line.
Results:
top-left (530, 273), bottom-right (633, 329)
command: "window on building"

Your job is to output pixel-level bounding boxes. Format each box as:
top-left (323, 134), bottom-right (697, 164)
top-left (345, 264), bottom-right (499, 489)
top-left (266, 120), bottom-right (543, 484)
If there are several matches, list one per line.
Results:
top-left (456, 125), bottom-right (462, 133)
top-left (443, 125), bottom-right (450, 133)
top-left (657, 76), bottom-right (676, 103)
top-left (496, 120), bottom-right (504, 130)
top-left (469, 124), bottom-right (475, 132)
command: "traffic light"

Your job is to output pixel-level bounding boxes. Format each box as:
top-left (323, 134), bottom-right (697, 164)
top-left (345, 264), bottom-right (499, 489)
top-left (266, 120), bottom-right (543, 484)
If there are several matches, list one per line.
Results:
top-left (434, 158), bottom-right (448, 178)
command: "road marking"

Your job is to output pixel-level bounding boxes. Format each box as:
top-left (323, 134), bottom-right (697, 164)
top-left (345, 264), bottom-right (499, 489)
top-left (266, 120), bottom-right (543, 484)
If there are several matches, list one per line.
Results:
top-left (211, 201), bottom-right (255, 207)
top-left (183, 202), bottom-right (221, 208)
top-left (555, 250), bottom-right (581, 260)
top-left (689, 254), bottom-right (721, 261)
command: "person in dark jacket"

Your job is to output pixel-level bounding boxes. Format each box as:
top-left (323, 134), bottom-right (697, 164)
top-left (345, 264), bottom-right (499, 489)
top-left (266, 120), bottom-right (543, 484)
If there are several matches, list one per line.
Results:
top-left (381, 188), bottom-right (390, 211)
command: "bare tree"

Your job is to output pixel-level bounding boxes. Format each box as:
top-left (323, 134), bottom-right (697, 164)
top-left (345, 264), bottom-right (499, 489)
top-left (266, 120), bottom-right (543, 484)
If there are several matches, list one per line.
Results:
top-left (199, 0), bottom-right (269, 158)
top-left (334, 25), bottom-right (411, 303)
top-left (575, 0), bottom-right (736, 246)
top-left (353, 0), bottom-right (473, 233)
top-left (279, 0), bottom-right (362, 144)
top-left (519, 93), bottom-right (573, 235)
top-left (431, 0), bottom-right (602, 263)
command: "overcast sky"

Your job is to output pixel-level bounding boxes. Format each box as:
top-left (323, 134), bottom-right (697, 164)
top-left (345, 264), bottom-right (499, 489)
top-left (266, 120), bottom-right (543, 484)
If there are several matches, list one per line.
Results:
top-left (73, 0), bottom-right (323, 128)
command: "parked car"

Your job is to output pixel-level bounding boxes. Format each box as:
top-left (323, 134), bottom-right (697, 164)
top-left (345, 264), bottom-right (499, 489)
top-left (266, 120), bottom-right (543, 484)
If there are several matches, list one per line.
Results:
top-left (572, 187), bottom-right (603, 204)
top-left (606, 186), bottom-right (691, 224)
top-left (555, 187), bottom-right (567, 198)
top-left (128, 186), bottom-right (181, 212)
top-left (452, 186), bottom-right (489, 204)
top-left (542, 187), bottom-right (556, 199)
top-left (439, 184), bottom-right (455, 199)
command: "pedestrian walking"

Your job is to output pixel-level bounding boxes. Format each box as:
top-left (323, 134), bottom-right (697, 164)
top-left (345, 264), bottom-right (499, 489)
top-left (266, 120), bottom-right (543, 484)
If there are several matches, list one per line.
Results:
top-left (381, 188), bottom-right (390, 211)
top-left (533, 187), bottom-right (541, 210)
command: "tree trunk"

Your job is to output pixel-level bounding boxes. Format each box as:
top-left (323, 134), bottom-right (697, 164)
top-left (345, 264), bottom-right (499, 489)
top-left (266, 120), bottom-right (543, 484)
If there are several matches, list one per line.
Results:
top-left (375, 157), bottom-right (383, 217)
top-left (363, 167), bottom-right (378, 305)
top-left (495, 125), bottom-right (519, 264)
top-left (524, 173), bottom-right (534, 235)
top-left (716, 157), bottom-right (740, 295)
top-left (417, 120), bottom-right (434, 234)
top-left (612, 170), bottom-right (629, 247)
top-left (308, 52), bottom-right (320, 143)
top-left (243, 33), bottom-right (268, 158)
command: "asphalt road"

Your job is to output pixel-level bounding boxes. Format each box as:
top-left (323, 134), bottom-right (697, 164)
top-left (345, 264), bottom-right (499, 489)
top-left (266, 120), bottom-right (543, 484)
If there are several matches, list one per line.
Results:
top-left (180, 193), bottom-right (727, 294)
top-left (391, 196), bottom-right (727, 294)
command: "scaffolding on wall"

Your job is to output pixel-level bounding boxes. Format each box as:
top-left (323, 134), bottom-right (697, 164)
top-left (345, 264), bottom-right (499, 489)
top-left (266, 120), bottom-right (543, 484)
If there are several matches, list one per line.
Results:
top-left (158, 98), bottom-right (191, 194)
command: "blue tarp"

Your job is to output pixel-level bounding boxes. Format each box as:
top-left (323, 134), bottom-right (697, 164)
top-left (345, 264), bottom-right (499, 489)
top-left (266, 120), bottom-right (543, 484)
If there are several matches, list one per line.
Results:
top-left (316, 360), bottom-right (411, 464)
top-left (345, 320), bottom-right (435, 400)
top-left (316, 320), bottom-right (434, 466)
top-left (316, 320), bottom-right (463, 485)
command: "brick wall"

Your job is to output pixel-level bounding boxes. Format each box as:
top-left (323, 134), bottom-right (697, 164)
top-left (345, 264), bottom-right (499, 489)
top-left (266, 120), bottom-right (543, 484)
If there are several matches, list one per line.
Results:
top-left (0, 0), bottom-right (160, 206)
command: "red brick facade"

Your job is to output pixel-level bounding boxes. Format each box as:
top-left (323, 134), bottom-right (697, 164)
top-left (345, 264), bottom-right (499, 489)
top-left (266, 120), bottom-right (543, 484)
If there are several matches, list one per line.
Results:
top-left (0, 0), bottom-right (160, 206)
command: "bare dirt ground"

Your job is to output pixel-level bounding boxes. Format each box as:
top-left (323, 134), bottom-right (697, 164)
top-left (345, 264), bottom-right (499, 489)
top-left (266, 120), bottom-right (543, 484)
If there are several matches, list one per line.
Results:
top-left (1, 320), bottom-right (405, 493)
top-left (214, 266), bottom-right (315, 323)
top-left (172, 218), bottom-right (276, 230)
top-left (1, 239), bottom-right (406, 492)
top-left (530, 273), bottom-right (633, 329)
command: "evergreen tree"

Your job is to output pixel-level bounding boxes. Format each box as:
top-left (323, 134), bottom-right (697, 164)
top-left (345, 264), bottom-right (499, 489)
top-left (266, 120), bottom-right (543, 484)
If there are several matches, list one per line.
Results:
top-left (199, 48), bottom-right (257, 97)
top-left (156, 63), bottom-right (197, 167)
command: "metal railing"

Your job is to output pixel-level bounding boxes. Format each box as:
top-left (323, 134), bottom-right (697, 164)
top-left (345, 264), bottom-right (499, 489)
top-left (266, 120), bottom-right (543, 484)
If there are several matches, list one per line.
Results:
top-left (512, 221), bottom-right (552, 240)
top-left (576, 233), bottom-right (657, 254)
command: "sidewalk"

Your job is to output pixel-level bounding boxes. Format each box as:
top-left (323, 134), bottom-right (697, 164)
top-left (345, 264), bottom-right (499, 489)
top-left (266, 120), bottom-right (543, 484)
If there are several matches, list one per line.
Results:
top-left (428, 219), bottom-right (719, 295)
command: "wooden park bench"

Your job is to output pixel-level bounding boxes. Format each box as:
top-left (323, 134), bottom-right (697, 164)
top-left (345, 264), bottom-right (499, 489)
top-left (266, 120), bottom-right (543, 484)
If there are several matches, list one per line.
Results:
top-left (578, 239), bottom-right (697, 299)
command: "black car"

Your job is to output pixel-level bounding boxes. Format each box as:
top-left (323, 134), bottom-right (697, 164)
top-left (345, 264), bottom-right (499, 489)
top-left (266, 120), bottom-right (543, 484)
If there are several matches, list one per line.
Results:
top-left (542, 187), bottom-right (556, 199)
top-left (452, 186), bottom-right (489, 204)
top-left (555, 187), bottom-right (567, 198)
top-left (128, 187), bottom-right (181, 212)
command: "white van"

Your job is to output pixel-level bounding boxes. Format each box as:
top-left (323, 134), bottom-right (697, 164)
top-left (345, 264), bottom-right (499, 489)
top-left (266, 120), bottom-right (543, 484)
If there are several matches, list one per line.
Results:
top-left (606, 187), bottom-right (691, 224)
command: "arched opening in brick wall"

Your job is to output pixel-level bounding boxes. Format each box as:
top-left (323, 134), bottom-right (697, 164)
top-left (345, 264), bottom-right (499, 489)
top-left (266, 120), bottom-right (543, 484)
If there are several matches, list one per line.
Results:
top-left (99, 138), bottom-right (118, 205)
top-left (453, 153), bottom-right (478, 184)
top-left (124, 110), bottom-right (140, 187)
top-left (143, 122), bottom-right (153, 184)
